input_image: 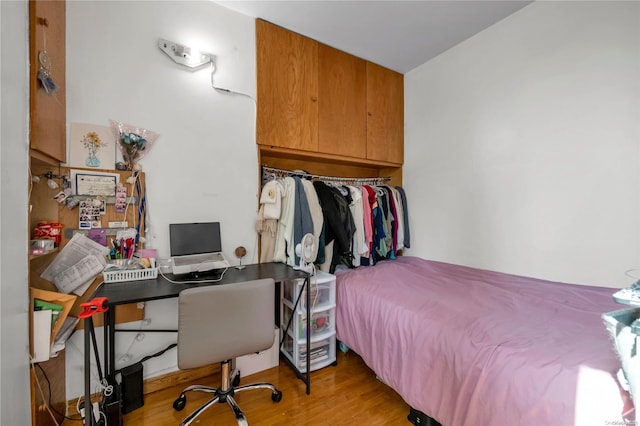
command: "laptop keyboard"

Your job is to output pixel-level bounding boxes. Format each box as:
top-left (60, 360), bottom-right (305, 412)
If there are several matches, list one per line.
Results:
top-left (174, 253), bottom-right (224, 266)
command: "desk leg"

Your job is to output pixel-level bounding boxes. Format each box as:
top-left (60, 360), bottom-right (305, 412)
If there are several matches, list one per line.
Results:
top-left (104, 307), bottom-right (124, 426)
top-left (104, 308), bottom-right (116, 383)
top-left (84, 318), bottom-right (94, 426)
top-left (305, 274), bottom-right (311, 395)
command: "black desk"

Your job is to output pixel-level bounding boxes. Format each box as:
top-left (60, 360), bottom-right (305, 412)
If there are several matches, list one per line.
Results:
top-left (85, 263), bottom-right (309, 425)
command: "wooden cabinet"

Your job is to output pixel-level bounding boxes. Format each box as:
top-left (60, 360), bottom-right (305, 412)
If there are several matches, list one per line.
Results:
top-left (318, 44), bottom-right (367, 159)
top-left (29, 2), bottom-right (67, 424)
top-left (29, 0), bottom-right (66, 163)
top-left (256, 19), bottom-right (318, 152)
top-left (256, 19), bottom-right (404, 167)
top-left (366, 62), bottom-right (404, 164)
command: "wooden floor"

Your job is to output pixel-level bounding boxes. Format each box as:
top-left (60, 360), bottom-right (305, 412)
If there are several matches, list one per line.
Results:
top-left (63, 350), bottom-right (411, 425)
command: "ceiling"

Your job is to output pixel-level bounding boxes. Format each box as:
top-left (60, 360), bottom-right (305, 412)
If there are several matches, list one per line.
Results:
top-left (215, 0), bottom-right (533, 74)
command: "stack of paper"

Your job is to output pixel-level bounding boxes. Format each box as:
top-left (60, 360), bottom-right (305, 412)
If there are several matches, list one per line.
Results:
top-left (40, 233), bottom-right (110, 295)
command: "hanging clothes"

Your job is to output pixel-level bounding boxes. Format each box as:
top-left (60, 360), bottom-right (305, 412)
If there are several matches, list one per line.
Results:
top-left (301, 179), bottom-right (325, 264)
top-left (380, 185), bottom-right (398, 259)
top-left (388, 186), bottom-right (405, 252)
top-left (258, 166), bottom-right (411, 271)
top-left (395, 186), bottom-right (411, 249)
top-left (292, 177), bottom-right (314, 266)
top-left (313, 181), bottom-right (355, 273)
top-left (374, 187), bottom-right (391, 260)
top-left (273, 177), bottom-right (296, 266)
top-left (256, 180), bottom-right (284, 262)
top-left (347, 185), bottom-right (365, 267)
top-left (360, 186), bottom-right (373, 263)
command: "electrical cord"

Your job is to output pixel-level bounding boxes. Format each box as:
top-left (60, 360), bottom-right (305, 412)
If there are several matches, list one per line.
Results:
top-left (32, 361), bottom-right (83, 422)
top-left (114, 342), bottom-right (177, 375)
top-left (210, 61), bottom-right (257, 105)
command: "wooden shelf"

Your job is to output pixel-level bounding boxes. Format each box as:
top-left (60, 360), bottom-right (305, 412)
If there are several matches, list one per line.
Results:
top-left (30, 287), bottom-right (76, 349)
top-left (30, 149), bottom-right (61, 167)
top-left (259, 145), bottom-right (402, 169)
top-left (258, 145), bottom-right (403, 186)
top-left (29, 248), bottom-right (59, 261)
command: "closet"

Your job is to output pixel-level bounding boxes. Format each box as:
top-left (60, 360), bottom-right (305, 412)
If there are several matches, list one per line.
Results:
top-left (256, 19), bottom-right (404, 177)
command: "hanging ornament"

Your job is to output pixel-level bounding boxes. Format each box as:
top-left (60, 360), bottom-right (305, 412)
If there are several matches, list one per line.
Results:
top-left (37, 22), bottom-right (58, 95)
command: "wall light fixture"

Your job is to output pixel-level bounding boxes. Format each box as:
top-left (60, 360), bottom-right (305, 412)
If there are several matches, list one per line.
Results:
top-left (158, 38), bottom-right (215, 70)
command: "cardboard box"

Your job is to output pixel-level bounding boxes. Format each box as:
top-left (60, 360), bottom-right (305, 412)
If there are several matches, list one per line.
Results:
top-left (235, 328), bottom-right (279, 377)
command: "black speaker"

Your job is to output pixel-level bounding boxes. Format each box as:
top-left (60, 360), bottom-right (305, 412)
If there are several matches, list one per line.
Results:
top-left (120, 362), bottom-right (144, 414)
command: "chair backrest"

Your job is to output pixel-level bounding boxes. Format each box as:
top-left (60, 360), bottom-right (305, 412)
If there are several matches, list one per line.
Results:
top-left (177, 278), bottom-right (276, 370)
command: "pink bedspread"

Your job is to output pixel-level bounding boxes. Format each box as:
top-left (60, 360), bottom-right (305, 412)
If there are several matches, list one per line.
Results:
top-left (335, 257), bottom-right (634, 426)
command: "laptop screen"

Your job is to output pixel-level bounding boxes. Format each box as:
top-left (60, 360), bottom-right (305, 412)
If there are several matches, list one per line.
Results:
top-left (169, 222), bottom-right (222, 257)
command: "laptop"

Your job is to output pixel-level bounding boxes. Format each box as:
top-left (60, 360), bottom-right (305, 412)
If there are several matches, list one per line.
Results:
top-left (169, 222), bottom-right (230, 275)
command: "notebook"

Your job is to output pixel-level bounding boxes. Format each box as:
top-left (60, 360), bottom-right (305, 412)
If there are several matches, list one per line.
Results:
top-left (169, 222), bottom-right (230, 275)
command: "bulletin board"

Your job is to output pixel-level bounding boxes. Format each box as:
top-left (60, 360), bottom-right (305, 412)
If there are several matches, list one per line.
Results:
top-left (29, 166), bottom-right (148, 326)
top-left (58, 166), bottom-right (146, 249)
top-left (61, 166), bottom-right (146, 325)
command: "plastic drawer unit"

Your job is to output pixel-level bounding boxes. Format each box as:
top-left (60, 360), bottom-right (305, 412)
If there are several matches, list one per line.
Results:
top-left (280, 271), bottom-right (336, 372)
top-left (282, 334), bottom-right (336, 371)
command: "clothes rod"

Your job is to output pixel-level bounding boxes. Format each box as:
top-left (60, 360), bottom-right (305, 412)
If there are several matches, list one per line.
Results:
top-left (261, 165), bottom-right (391, 185)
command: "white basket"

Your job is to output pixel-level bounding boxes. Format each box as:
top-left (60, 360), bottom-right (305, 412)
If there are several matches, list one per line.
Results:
top-left (103, 268), bottom-right (158, 283)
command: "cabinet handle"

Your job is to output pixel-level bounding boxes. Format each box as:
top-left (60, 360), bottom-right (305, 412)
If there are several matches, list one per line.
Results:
top-left (310, 96), bottom-right (318, 102)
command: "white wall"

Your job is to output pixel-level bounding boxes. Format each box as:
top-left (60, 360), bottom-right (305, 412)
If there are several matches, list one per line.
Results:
top-left (1, 0), bottom-right (32, 423)
top-left (64, 1), bottom-right (258, 399)
top-left (404, 1), bottom-right (640, 288)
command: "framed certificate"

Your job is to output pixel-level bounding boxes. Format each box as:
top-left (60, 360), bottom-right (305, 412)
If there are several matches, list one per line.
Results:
top-left (73, 171), bottom-right (118, 197)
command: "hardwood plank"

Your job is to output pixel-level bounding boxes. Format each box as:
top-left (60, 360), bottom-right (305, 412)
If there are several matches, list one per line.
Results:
top-left (62, 351), bottom-right (411, 425)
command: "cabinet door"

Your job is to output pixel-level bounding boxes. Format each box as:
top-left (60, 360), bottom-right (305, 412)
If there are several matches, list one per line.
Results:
top-left (30, 0), bottom-right (66, 163)
top-left (366, 62), bottom-right (404, 164)
top-left (318, 44), bottom-right (366, 158)
top-left (256, 19), bottom-right (318, 152)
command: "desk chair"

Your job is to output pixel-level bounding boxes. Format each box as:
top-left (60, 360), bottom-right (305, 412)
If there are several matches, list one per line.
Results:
top-left (173, 279), bottom-right (282, 425)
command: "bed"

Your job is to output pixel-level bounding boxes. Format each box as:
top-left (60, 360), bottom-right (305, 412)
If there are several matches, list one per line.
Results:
top-left (335, 256), bottom-right (635, 426)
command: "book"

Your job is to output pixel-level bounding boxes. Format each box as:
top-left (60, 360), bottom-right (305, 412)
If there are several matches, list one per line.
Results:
top-left (34, 299), bottom-right (63, 326)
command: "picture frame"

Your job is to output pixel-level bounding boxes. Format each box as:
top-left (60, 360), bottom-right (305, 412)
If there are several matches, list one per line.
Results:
top-left (70, 170), bottom-right (118, 197)
top-left (68, 123), bottom-right (117, 170)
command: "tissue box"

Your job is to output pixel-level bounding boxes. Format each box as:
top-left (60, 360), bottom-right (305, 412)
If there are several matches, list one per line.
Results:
top-left (235, 328), bottom-right (279, 377)
top-left (30, 239), bottom-right (55, 255)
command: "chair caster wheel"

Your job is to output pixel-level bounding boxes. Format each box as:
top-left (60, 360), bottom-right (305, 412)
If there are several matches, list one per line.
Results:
top-left (272, 390), bottom-right (283, 402)
top-left (173, 394), bottom-right (186, 411)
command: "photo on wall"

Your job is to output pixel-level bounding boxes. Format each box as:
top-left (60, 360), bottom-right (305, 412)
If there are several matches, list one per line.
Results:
top-left (69, 123), bottom-right (116, 170)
